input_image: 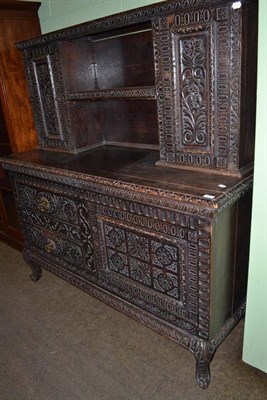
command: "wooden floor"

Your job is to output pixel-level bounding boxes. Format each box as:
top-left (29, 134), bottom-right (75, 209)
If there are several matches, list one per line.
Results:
top-left (0, 241), bottom-right (266, 400)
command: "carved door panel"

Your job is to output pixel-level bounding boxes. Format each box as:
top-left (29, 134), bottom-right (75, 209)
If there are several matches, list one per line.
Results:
top-left (90, 200), bottom-right (211, 340)
top-left (153, 3), bottom-right (242, 174)
top-left (14, 180), bottom-right (96, 279)
top-left (22, 44), bottom-right (74, 151)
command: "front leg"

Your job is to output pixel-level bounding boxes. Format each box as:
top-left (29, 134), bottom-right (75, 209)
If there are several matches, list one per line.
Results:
top-left (23, 248), bottom-right (42, 282)
top-left (190, 339), bottom-right (215, 389)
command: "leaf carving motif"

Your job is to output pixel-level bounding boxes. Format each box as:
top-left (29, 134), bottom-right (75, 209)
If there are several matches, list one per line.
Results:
top-left (180, 36), bottom-right (208, 147)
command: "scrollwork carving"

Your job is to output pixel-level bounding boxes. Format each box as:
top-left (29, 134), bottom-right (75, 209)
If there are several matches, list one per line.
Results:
top-left (17, 184), bottom-right (79, 224)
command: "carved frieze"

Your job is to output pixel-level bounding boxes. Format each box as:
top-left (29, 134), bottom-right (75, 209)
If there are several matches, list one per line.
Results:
top-left (3, 161), bottom-right (253, 219)
top-left (16, 1), bottom-right (239, 50)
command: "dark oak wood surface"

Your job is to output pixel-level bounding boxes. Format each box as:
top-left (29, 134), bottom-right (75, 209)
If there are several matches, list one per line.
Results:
top-left (5, 146), bottom-right (251, 200)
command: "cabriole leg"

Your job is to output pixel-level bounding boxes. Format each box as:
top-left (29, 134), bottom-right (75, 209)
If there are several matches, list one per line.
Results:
top-left (23, 248), bottom-right (42, 282)
top-left (190, 339), bottom-right (215, 389)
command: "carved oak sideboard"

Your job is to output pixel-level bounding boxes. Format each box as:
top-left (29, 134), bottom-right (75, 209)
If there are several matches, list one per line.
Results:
top-left (0, 0), bottom-right (257, 389)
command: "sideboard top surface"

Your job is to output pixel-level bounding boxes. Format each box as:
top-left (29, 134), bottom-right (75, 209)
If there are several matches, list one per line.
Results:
top-left (1, 146), bottom-right (252, 208)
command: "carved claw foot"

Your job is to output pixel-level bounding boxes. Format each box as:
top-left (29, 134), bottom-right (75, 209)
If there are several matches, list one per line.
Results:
top-left (23, 248), bottom-right (42, 282)
top-left (190, 339), bottom-right (215, 389)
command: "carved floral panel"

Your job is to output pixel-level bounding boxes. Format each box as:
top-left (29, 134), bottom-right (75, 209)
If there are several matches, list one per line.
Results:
top-left (153, 5), bottom-right (242, 173)
top-left (176, 33), bottom-right (209, 149)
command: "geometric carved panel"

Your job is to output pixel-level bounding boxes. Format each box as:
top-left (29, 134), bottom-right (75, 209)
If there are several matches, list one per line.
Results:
top-left (103, 221), bottom-right (181, 300)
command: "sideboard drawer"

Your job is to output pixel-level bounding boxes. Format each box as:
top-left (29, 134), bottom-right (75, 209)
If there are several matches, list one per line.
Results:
top-left (15, 183), bottom-right (96, 279)
top-left (17, 184), bottom-right (79, 225)
top-left (23, 223), bottom-right (88, 277)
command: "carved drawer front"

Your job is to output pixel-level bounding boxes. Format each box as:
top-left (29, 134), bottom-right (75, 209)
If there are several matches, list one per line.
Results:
top-left (91, 205), bottom-right (211, 340)
top-left (16, 184), bottom-right (96, 278)
top-left (17, 184), bottom-right (80, 226)
top-left (24, 223), bottom-right (83, 270)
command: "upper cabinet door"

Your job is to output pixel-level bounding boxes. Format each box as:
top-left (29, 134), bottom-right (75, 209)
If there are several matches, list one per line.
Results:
top-left (153, 1), bottom-right (257, 176)
top-left (22, 43), bottom-right (75, 152)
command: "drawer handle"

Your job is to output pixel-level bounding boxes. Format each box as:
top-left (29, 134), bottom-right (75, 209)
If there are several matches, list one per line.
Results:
top-left (45, 238), bottom-right (56, 253)
top-left (38, 197), bottom-right (50, 213)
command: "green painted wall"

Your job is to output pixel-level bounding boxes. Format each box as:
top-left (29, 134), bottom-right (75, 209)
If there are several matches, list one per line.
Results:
top-left (30, 0), bottom-right (266, 373)
top-left (38, 0), bottom-right (164, 33)
top-left (242, 0), bottom-right (267, 373)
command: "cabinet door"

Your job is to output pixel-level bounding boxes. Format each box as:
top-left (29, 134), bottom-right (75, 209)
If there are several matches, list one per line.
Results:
top-left (22, 44), bottom-right (74, 151)
top-left (89, 198), bottom-right (211, 340)
top-left (153, 3), bottom-right (246, 175)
